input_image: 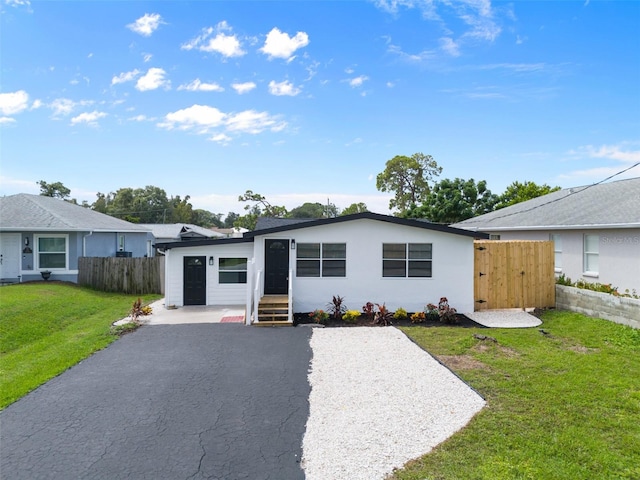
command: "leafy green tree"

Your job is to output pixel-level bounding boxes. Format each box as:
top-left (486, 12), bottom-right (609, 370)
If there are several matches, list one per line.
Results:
top-left (407, 178), bottom-right (498, 223)
top-left (192, 210), bottom-right (223, 228)
top-left (340, 202), bottom-right (368, 215)
top-left (376, 153), bottom-right (442, 214)
top-left (235, 190), bottom-right (288, 229)
top-left (495, 181), bottom-right (561, 209)
top-left (288, 201), bottom-right (339, 219)
top-left (168, 195), bottom-right (193, 223)
top-left (37, 180), bottom-right (70, 199)
top-left (223, 212), bottom-right (240, 228)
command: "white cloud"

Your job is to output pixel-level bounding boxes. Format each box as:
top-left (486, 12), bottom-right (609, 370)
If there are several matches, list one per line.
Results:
top-left (210, 133), bottom-right (232, 144)
top-left (388, 43), bottom-right (437, 64)
top-left (0, 116), bottom-right (16, 125)
top-left (5, 0), bottom-right (31, 9)
top-left (268, 80), bottom-right (301, 96)
top-left (226, 110), bottom-right (285, 134)
top-left (440, 37), bottom-right (461, 57)
top-left (348, 75), bottom-right (369, 87)
top-left (112, 69), bottom-right (141, 85)
top-left (181, 22), bottom-right (245, 58)
top-left (160, 105), bottom-right (226, 131)
top-left (127, 13), bottom-right (164, 37)
top-left (0, 90), bottom-right (29, 116)
top-left (70, 110), bottom-right (107, 126)
top-left (128, 114), bottom-right (149, 122)
top-left (569, 143), bottom-right (640, 164)
top-left (260, 27), bottom-right (309, 60)
top-left (178, 79), bottom-right (224, 92)
top-left (159, 104), bottom-right (287, 139)
top-left (232, 82), bottom-right (257, 94)
top-left (136, 68), bottom-right (170, 91)
top-left (49, 98), bottom-right (93, 116)
top-left (143, 53), bottom-right (153, 62)
top-left (31, 99), bottom-right (42, 109)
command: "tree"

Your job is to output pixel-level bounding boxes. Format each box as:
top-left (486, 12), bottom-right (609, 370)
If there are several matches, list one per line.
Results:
top-left (407, 178), bottom-right (498, 223)
top-left (192, 210), bottom-right (223, 228)
top-left (223, 212), bottom-right (240, 228)
top-left (235, 190), bottom-right (288, 230)
top-left (37, 180), bottom-right (70, 199)
top-left (495, 181), bottom-right (561, 209)
top-left (376, 152), bottom-right (442, 214)
top-left (288, 201), bottom-right (339, 219)
top-left (340, 202), bottom-right (368, 215)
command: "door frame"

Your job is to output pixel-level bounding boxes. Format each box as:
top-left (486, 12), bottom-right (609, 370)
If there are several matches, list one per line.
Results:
top-left (183, 256), bottom-right (207, 305)
top-left (264, 239), bottom-right (290, 295)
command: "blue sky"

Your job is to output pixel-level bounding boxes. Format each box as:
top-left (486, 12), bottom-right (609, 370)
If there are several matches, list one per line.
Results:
top-left (1, 0), bottom-right (639, 216)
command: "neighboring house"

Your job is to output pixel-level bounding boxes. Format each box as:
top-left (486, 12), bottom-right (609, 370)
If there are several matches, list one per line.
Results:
top-left (155, 212), bottom-right (489, 324)
top-left (140, 224), bottom-right (225, 249)
top-left (209, 226), bottom-right (248, 238)
top-left (453, 177), bottom-right (640, 294)
top-left (0, 194), bottom-right (153, 283)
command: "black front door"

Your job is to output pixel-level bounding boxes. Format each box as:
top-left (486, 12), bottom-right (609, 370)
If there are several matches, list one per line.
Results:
top-left (184, 256), bottom-right (206, 305)
top-left (264, 239), bottom-right (289, 295)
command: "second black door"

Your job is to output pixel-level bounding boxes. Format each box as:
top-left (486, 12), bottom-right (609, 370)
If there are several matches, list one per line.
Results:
top-left (264, 239), bottom-right (289, 294)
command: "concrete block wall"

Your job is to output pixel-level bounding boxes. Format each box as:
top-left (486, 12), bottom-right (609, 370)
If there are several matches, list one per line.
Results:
top-left (556, 285), bottom-right (640, 329)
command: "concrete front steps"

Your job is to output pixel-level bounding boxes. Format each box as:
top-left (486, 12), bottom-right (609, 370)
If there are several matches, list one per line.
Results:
top-left (253, 295), bottom-right (292, 326)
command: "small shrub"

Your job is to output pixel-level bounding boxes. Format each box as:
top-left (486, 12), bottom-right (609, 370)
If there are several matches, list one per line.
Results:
top-left (394, 307), bottom-right (408, 320)
top-left (129, 298), bottom-right (152, 323)
top-left (411, 311), bottom-right (426, 323)
top-left (424, 303), bottom-right (439, 321)
top-left (556, 273), bottom-right (572, 286)
top-left (309, 309), bottom-right (329, 324)
top-left (374, 303), bottom-right (393, 326)
top-left (327, 295), bottom-right (347, 320)
top-left (362, 302), bottom-right (375, 321)
top-left (438, 297), bottom-right (458, 324)
top-left (343, 310), bottom-right (361, 323)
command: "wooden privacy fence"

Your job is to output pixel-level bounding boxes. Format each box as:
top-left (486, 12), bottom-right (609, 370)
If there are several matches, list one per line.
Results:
top-left (78, 257), bottom-right (164, 295)
top-left (474, 240), bottom-right (555, 311)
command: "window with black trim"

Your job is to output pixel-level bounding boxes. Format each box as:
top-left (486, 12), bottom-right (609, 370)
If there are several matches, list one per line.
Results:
top-left (296, 243), bottom-right (346, 277)
top-left (383, 243), bottom-right (432, 277)
top-left (219, 258), bottom-right (247, 284)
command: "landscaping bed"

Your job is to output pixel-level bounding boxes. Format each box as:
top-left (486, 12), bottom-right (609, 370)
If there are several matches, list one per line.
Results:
top-left (293, 312), bottom-right (485, 328)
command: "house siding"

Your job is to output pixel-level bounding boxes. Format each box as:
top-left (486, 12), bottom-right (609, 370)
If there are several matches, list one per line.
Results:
top-left (488, 228), bottom-right (640, 293)
top-left (254, 219), bottom-right (476, 313)
top-left (164, 243), bottom-right (254, 307)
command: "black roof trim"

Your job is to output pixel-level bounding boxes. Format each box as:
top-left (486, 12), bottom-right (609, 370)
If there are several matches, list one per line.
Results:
top-left (154, 236), bottom-right (254, 250)
top-left (246, 212), bottom-right (489, 239)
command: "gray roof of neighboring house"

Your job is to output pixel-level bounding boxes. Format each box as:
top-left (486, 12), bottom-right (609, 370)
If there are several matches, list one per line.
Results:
top-left (139, 224), bottom-right (224, 240)
top-left (254, 217), bottom-right (317, 231)
top-left (453, 177), bottom-right (640, 231)
top-left (0, 194), bottom-right (149, 232)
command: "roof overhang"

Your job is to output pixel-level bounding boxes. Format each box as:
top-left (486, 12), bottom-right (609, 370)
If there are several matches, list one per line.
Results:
top-left (154, 236), bottom-right (254, 250)
top-left (458, 223), bottom-right (640, 232)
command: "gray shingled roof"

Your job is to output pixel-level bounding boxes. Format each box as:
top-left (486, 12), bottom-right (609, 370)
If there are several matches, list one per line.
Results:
top-left (453, 177), bottom-right (640, 231)
top-left (0, 194), bottom-right (149, 232)
top-left (254, 217), bottom-right (318, 231)
top-left (139, 224), bottom-right (224, 239)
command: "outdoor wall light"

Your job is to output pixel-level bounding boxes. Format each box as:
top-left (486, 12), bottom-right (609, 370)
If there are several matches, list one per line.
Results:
top-left (24, 237), bottom-right (29, 246)
top-left (291, 239), bottom-right (296, 250)
top-left (209, 256), bottom-right (214, 266)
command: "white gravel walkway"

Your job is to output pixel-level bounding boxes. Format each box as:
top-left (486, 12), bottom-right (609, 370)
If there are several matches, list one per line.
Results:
top-left (301, 327), bottom-right (485, 480)
top-left (465, 309), bottom-right (542, 328)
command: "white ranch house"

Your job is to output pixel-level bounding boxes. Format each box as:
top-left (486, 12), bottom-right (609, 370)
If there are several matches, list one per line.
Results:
top-left (156, 213), bottom-right (489, 325)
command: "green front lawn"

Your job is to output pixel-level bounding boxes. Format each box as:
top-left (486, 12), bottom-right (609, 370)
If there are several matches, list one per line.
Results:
top-left (0, 282), bottom-right (160, 409)
top-left (394, 310), bottom-right (640, 480)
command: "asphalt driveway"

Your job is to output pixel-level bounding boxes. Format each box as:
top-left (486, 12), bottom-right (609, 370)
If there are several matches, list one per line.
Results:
top-left (0, 324), bottom-right (312, 480)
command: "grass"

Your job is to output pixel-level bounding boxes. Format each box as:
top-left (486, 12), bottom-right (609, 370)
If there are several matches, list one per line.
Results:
top-left (0, 282), bottom-right (160, 409)
top-left (392, 310), bottom-right (640, 480)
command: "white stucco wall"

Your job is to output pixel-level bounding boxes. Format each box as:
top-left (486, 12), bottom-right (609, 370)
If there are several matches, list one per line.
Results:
top-left (164, 243), bottom-right (254, 307)
top-left (487, 228), bottom-right (640, 294)
top-left (254, 219), bottom-right (476, 313)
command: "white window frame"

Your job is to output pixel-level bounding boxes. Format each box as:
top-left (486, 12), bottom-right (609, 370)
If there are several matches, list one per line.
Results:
top-left (296, 243), bottom-right (346, 278)
top-left (218, 257), bottom-right (248, 284)
top-left (583, 234), bottom-right (599, 276)
top-left (35, 234), bottom-right (69, 271)
top-left (382, 243), bottom-right (433, 278)
top-left (550, 234), bottom-right (562, 272)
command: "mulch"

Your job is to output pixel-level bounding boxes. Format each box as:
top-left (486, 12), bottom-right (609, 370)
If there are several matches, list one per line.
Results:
top-left (293, 313), bottom-right (486, 328)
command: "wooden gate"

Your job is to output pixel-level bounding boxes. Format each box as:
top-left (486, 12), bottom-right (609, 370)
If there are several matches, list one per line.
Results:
top-left (474, 240), bottom-right (555, 311)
